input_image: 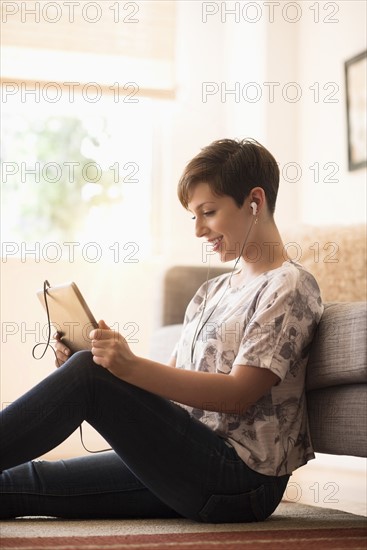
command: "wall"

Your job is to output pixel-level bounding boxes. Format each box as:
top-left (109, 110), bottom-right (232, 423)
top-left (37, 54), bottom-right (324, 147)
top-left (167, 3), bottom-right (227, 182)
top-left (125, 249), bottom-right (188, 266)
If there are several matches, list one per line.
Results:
top-left (298, 0), bottom-right (366, 226)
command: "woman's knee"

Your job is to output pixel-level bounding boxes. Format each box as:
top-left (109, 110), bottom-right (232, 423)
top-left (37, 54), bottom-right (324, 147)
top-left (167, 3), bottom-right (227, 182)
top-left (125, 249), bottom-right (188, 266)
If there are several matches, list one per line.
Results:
top-left (60, 350), bottom-right (97, 384)
top-left (67, 349), bottom-right (94, 368)
top-left (63, 350), bottom-right (117, 393)
top-left (71, 349), bottom-right (94, 362)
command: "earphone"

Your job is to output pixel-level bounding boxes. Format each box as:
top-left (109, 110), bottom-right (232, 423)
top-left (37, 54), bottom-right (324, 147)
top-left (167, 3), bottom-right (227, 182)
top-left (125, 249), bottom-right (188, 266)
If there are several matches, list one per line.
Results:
top-left (250, 201), bottom-right (257, 216)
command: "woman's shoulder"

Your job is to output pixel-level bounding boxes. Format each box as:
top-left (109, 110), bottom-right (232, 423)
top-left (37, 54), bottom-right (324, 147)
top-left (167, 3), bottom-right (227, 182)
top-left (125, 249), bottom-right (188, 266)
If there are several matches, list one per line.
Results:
top-left (262, 260), bottom-right (323, 309)
top-left (274, 260), bottom-right (321, 293)
top-left (264, 260), bottom-right (316, 285)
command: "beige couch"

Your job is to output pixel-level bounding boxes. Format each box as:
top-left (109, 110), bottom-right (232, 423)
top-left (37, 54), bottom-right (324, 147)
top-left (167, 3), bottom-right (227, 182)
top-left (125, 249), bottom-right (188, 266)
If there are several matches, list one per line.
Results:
top-left (150, 225), bottom-right (367, 458)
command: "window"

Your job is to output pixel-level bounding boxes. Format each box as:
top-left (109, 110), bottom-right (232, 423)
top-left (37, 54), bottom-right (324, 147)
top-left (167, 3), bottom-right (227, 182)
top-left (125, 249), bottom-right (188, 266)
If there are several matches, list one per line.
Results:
top-left (1, 93), bottom-right (156, 257)
top-left (1, 1), bottom-right (176, 259)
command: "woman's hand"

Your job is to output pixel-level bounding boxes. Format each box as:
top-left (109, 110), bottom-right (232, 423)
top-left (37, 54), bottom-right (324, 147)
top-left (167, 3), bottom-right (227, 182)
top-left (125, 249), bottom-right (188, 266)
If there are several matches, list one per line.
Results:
top-left (90, 320), bottom-right (136, 379)
top-left (54, 332), bottom-right (72, 367)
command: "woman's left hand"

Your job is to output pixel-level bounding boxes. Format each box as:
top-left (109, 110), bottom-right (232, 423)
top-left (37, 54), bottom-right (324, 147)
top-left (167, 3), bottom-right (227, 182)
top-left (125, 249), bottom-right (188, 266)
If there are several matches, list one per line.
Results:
top-left (90, 320), bottom-right (136, 379)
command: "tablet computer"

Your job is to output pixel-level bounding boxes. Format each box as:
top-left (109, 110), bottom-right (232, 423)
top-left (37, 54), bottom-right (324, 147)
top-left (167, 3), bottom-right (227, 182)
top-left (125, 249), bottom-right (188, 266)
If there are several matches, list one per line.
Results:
top-left (37, 282), bottom-right (98, 353)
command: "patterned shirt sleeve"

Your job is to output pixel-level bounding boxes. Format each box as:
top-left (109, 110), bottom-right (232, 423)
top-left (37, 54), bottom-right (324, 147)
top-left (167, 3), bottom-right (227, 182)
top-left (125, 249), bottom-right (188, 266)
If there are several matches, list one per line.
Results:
top-left (233, 267), bottom-right (323, 381)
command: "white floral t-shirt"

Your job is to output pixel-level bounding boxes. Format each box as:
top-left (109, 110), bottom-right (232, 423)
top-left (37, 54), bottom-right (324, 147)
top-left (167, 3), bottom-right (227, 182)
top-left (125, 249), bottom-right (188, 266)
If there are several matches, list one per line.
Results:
top-left (173, 261), bottom-right (324, 476)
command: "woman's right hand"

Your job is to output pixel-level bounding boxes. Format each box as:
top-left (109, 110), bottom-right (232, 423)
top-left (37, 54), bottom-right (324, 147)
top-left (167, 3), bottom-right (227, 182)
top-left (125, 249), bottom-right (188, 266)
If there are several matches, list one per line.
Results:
top-left (54, 332), bottom-right (72, 367)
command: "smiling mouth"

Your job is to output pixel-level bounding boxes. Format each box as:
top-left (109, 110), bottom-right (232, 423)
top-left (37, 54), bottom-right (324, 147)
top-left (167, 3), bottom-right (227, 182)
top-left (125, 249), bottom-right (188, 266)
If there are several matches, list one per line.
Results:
top-left (209, 236), bottom-right (223, 252)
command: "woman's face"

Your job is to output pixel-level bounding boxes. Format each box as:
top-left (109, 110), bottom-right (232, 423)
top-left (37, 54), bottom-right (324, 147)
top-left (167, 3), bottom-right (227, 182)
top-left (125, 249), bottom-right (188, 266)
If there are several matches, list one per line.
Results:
top-left (188, 182), bottom-right (252, 263)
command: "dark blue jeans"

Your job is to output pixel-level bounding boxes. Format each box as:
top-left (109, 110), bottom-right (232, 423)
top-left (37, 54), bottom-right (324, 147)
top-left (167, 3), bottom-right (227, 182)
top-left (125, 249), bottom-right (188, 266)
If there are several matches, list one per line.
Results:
top-left (0, 351), bottom-right (289, 522)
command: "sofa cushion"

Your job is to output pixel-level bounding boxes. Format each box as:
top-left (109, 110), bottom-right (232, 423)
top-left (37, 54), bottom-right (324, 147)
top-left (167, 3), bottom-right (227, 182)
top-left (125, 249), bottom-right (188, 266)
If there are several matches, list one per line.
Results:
top-left (306, 302), bottom-right (367, 391)
top-left (307, 385), bottom-right (367, 456)
top-left (149, 324), bottom-right (182, 364)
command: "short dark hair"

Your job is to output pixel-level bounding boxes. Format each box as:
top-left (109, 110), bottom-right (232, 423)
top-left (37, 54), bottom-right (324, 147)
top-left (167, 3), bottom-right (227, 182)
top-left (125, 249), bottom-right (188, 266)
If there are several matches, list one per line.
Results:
top-left (177, 138), bottom-right (279, 214)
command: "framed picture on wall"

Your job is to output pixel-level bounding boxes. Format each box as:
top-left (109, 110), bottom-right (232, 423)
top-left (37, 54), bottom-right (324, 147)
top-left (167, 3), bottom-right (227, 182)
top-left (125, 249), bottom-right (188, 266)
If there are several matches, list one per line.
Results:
top-left (345, 50), bottom-right (367, 171)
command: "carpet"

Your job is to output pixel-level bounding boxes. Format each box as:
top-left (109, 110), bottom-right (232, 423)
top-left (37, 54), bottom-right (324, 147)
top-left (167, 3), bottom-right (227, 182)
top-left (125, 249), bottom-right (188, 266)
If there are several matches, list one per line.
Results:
top-left (1, 502), bottom-right (366, 550)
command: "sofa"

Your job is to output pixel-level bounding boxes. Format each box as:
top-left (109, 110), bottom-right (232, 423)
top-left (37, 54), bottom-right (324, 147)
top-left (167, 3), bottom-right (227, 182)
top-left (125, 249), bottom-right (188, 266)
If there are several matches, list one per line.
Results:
top-left (150, 225), bottom-right (367, 458)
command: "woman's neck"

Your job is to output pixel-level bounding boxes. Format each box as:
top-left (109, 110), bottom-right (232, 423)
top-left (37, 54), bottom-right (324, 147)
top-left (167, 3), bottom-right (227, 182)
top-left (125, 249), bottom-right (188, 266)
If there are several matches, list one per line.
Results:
top-left (234, 219), bottom-right (288, 285)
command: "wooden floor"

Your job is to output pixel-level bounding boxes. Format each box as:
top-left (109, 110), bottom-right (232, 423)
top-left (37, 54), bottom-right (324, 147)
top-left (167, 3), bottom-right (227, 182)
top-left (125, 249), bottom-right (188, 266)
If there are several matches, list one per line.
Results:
top-left (285, 454), bottom-right (367, 516)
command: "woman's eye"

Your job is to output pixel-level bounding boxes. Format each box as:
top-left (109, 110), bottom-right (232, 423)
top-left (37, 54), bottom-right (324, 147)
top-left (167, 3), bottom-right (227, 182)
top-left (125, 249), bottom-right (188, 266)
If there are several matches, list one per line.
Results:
top-left (191, 211), bottom-right (215, 220)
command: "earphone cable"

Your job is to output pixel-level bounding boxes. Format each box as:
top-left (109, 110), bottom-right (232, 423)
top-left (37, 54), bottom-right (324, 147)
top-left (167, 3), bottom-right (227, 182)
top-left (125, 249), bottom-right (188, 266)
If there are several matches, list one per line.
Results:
top-left (32, 280), bottom-right (54, 362)
top-left (190, 214), bottom-right (256, 363)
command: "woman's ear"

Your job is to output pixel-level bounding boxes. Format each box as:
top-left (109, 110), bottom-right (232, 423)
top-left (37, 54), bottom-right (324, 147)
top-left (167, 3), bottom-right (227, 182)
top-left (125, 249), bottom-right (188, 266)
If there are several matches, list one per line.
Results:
top-left (249, 187), bottom-right (266, 215)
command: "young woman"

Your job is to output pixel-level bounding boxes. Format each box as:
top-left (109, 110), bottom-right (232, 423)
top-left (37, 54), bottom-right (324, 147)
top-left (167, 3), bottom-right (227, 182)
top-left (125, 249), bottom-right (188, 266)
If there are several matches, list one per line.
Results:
top-left (0, 138), bottom-right (323, 523)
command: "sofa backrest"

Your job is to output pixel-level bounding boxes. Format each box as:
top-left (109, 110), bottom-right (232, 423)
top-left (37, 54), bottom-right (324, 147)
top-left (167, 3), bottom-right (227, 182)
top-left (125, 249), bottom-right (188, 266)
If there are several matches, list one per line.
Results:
top-left (161, 265), bottom-right (229, 326)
